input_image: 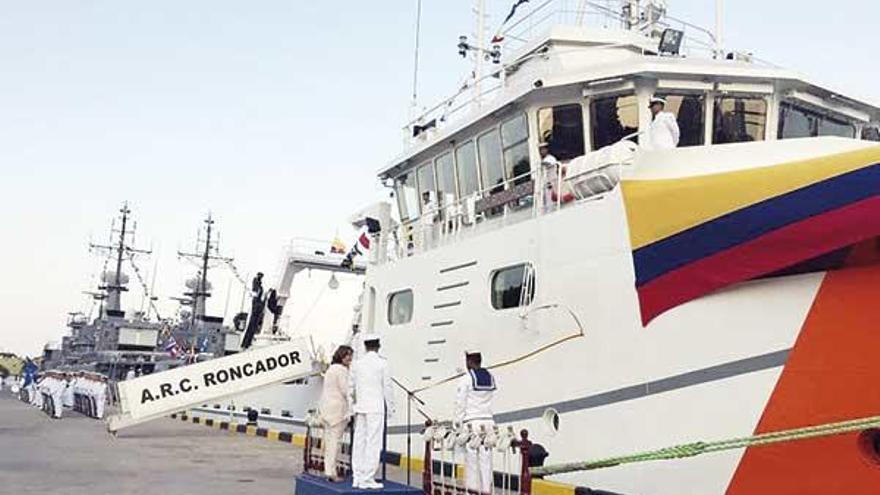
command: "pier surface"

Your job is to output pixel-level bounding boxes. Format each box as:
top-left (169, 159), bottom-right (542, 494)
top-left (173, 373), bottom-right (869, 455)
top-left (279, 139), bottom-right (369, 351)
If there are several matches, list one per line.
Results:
top-left (0, 392), bottom-right (305, 494)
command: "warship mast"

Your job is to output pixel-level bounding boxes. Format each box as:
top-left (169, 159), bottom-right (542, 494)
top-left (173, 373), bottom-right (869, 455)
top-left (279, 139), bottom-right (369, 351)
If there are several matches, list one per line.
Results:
top-left (178, 215), bottom-right (234, 322)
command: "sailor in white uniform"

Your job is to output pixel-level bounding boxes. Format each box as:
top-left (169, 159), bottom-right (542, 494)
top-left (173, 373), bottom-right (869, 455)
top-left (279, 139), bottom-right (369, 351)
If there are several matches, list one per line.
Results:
top-left (94, 375), bottom-right (108, 419)
top-left (455, 351), bottom-right (497, 495)
top-left (643, 97), bottom-right (680, 151)
top-left (348, 335), bottom-right (394, 489)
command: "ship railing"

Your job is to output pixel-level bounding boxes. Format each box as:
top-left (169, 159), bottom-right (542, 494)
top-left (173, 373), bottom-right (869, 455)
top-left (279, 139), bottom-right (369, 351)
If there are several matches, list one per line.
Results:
top-left (401, 0), bottom-right (780, 149)
top-left (390, 140), bottom-right (635, 260)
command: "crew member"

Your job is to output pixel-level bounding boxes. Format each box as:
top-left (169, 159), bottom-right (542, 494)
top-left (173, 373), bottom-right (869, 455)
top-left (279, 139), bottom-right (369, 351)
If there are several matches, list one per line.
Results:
top-left (319, 345), bottom-right (354, 482)
top-left (455, 350), bottom-right (497, 495)
top-left (94, 375), bottom-right (108, 419)
top-left (348, 336), bottom-right (394, 490)
top-left (539, 141), bottom-right (559, 211)
top-left (643, 97), bottom-right (680, 150)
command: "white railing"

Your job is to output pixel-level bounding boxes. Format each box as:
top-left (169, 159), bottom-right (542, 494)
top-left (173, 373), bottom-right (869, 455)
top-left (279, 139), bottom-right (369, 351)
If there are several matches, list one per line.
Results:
top-left (402, 0), bottom-right (745, 151)
top-left (388, 140), bottom-right (636, 261)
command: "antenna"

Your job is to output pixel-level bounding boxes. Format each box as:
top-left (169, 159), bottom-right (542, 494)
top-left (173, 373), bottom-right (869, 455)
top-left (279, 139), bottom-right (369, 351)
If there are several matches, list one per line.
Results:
top-left (178, 214), bottom-right (234, 321)
top-left (89, 202), bottom-right (151, 314)
top-left (410, 0), bottom-right (423, 116)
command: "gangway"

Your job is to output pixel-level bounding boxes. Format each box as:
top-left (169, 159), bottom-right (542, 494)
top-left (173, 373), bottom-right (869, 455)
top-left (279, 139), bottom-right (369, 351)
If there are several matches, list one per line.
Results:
top-left (107, 336), bottom-right (316, 432)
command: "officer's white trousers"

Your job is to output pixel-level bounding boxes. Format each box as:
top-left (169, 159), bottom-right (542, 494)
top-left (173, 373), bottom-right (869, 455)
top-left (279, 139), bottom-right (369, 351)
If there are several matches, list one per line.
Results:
top-left (51, 392), bottom-right (63, 418)
top-left (464, 419), bottom-right (494, 495)
top-left (352, 413), bottom-right (383, 486)
top-left (95, 393), bottom-right (106, 419)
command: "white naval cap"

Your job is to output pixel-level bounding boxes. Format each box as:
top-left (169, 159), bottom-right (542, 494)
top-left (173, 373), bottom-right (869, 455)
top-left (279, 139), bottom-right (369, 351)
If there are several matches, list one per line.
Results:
top-left (649, 96), bottom-right (667, 106)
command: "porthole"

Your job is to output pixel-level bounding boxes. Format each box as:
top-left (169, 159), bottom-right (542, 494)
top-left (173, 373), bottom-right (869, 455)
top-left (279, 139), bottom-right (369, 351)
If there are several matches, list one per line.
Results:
top-left (542, 408), bottom-right (560, 436)
top-left (387, 289), bottom-right (414, 325)
top-left (858, 428), bottom-right (880, 466)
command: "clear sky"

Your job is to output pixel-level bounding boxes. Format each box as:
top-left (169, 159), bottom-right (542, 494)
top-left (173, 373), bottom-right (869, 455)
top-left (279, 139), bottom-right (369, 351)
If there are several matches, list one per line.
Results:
top-left (0, 0), bottom-right (876, 357)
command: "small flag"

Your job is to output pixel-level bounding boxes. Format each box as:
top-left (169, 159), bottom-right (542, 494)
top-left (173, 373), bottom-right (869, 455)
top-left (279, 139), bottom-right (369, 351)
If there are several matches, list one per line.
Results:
top-left (163, 336), bottom-right (181, 358)
top-left (491, 0), bottom-right (529, 44)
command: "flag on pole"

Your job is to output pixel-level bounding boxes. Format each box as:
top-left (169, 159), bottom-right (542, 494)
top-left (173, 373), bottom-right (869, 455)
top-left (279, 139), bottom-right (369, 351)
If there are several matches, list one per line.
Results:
top-left (491, 0), bottom-right (529, 43)
top-left (163, 336), bottom-right (181, 358)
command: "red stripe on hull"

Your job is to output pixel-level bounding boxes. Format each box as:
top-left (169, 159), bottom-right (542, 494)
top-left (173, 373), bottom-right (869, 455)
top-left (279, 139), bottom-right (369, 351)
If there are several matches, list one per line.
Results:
top-left (726, 263), bottom-right (880, 494)
top-left (638, 197), bottom-right (880, 325)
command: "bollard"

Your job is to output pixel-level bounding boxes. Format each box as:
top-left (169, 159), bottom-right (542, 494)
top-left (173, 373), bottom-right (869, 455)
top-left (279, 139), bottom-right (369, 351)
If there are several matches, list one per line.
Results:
top-left (518, 430), bottom-right (532, 495)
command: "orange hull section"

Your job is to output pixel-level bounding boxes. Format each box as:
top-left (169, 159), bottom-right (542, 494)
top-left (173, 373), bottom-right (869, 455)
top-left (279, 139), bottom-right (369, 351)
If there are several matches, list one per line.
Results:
top-left (727, 263), bottom-right (880, 494)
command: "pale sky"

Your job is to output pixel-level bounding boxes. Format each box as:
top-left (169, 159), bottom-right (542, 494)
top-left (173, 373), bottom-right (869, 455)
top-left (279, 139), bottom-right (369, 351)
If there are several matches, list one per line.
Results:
top-left (0, 0), bottom-right (876, 357)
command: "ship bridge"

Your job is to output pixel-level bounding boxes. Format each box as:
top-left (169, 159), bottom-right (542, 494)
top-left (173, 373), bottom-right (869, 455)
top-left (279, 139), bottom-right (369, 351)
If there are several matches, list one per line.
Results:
top-left (373, 0), bottom-right (880, 264)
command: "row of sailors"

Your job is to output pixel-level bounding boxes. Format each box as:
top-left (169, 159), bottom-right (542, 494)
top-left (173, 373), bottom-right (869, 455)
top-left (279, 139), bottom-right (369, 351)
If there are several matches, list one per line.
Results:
top-left (21, 371), bottom-right (108, 420)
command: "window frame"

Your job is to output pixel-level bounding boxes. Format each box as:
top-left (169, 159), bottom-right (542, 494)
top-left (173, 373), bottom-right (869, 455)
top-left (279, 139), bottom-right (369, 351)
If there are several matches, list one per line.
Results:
top-left (652, 91), bottom-right (707, 147)
top-left (537, 103), bottom-right (587, 161)
top-left (434, 151), bottom-right (458, 205)
top-left (500, 113), bottom-right (531, 184)
top-left (489, 262), bottom-right (536, 311)
top-left (454, 139), bottom-right (482, 199)
top-left (589, 92), bottom-right (640, 150)
top-left (387, 289), bottom-right (414, 326)
top-left (415, 161), bottom-right (437, 215)
top-left (711, 94), bottom-right (769, 144)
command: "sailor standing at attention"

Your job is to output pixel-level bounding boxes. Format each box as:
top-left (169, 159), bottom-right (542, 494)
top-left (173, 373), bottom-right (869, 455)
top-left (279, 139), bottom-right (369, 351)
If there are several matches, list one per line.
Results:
top-left (643, 96), bottom-right (680, 151)
top-left (348, 336), bottom-right (394, 489)
top-left (455, 351), bottom-right (497, 495)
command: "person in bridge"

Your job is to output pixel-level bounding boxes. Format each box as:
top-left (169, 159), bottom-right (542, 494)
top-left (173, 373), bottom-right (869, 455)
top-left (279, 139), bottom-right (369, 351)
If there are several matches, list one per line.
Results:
top-left (643, 96), bottom-right (680, 151)
top-left (319, 345), bottom-right (354, 482)
top-left (455, 350), bottom-right (497, 495)
top-left (348, 336), bottom-right (394, 490)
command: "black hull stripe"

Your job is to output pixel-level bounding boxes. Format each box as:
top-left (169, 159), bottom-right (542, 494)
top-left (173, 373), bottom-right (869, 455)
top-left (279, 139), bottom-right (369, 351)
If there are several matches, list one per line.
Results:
top-left (388, 348), bottom-right (790, 434)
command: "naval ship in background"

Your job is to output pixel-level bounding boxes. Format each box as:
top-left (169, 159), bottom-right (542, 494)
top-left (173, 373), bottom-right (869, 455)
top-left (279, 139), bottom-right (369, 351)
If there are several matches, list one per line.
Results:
top-left (43, 205), bottom-right (246, 378)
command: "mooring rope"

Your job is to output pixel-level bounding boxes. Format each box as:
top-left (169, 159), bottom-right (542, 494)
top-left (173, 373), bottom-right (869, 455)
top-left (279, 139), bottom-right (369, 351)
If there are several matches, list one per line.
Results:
top-left (532, 414), bottom-right (880, 476)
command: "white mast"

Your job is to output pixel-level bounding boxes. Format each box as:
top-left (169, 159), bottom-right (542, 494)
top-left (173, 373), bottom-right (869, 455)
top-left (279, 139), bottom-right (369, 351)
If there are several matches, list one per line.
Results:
top-left (473, 0), bottom-right (486, 106)
top-left (714, 0), bottom-right (723, 58)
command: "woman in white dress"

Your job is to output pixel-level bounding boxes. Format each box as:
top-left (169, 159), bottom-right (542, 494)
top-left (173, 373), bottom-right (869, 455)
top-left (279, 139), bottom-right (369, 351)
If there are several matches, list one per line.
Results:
top-left (319, 345), bottom-right (354, 482)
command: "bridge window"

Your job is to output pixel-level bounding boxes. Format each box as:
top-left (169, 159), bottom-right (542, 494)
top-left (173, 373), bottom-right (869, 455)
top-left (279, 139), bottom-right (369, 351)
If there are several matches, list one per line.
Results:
top-left (863, 127), bottom-right (880, 142)
top-left (395, 173), bottom-right (420, 221)
top-left (435, 152), bottom-right (457, 206)
top-left (654, 94), bottom-right (705, 147)
top-left (387, 289), bottom-right (414, 325)
top-left (501, 114), bottom-right (531, 185)
top-left (818, 116), bottom-right (855, 138)
top-left (491, 263), bottom-right (535, 310)
top-left (590, 94), bottom-right (639, 150)
top-left (478, 129), bottom-right (505, 194)
top-left (416, 162), bottom-right (436, 214)
top-left (538, 104), bottom-right (585, 161)
top-left (713, 96), bottom-right (767, 143)
top-left (455, 141), bottom-right (480, 198)
top-left (779, 102), bottom-right (856, 139)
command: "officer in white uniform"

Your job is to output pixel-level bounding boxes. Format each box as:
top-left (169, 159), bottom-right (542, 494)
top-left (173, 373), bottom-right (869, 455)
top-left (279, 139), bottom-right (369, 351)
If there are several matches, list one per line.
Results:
top-left (455, 351), bottom-right (496, 495)
top-left (348, 336), bottom-right (394, 489)
top-left (643, 97), bottom-right (680, 150)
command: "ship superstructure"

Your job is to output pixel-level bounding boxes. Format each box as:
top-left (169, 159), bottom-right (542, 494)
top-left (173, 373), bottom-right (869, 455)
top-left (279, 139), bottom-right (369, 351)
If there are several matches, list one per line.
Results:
top-left (347, 1), bottom-right (880, 493)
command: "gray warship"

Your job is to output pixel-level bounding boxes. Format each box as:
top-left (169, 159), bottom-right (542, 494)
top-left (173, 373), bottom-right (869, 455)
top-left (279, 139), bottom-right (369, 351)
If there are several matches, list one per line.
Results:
top-left (43, 204), bottom-right (248, 378)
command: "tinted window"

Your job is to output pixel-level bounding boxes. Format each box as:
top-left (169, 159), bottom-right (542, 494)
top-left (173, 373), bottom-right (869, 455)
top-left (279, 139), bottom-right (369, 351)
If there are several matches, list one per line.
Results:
top-left (387, 290), bottom-right (413, 325)
top-left (435, 152), bottom-right (457, 205)
top-left (501, 114), bottom-right (528, 147)
top-left (396, 173), bottom-right (419, 221)
top-left (491, 264), bottom-right (535, 310)
top-left (779, 103), bottom-right (816, 139)
top-left (819, 117), bottom-right (855, 138)
top-left (416, 162), bottom-right (435, 213)
top-left (501, 114), bottom-right (530, 184)
top-left (478, 129), bottom-right (505, 194)
top-left (538, 104), bottom-right (585, 160)
top-left (778, 102), bottom-right (856, 140)
top-left (455, 141), bottom-right (480, 198)
top-left (591, 94), bottom-right (639, 150)
top-left (655, 94), bottom-right (705, 147)
top-left (863, 126), bottom-right (880, 142)
top-left (713, 97), bottom-right (766, 144)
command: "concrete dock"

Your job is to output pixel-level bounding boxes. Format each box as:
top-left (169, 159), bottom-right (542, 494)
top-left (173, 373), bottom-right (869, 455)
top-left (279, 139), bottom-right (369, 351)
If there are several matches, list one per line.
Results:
top-left (0, 392), bottom-right (307, 494)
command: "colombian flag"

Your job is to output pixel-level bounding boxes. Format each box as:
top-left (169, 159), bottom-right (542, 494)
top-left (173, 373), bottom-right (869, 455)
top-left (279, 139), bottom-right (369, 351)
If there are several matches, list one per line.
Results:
top-left (623, 145), bottom-right (880, 325)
